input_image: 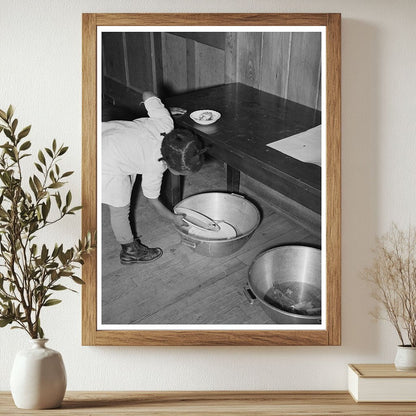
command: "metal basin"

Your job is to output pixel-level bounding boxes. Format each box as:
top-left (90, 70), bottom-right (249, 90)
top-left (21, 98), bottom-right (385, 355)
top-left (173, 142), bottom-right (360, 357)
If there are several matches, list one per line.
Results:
top-left (174, 192), bottom-right (261, 257)
top-left (247, 245), bottom-right (322, 324)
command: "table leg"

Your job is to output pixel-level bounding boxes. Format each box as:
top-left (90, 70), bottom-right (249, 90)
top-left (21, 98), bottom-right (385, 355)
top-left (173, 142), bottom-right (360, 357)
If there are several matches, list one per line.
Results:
top-left (162, 171), bottom-right (182, 210)
top-left (226, 165), bottom-right (240, 193)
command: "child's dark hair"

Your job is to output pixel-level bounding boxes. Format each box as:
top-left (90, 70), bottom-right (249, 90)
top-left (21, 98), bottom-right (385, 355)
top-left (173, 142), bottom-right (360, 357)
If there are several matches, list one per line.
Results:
top-left (160, 129), bottom-right (206, 173)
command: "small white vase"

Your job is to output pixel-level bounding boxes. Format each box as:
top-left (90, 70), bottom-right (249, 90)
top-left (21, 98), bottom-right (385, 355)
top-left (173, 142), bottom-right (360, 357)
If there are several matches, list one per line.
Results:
top-left (10, 338), bottom-right (67, 409)
top-left (394, 345), bottom-right (416, 371)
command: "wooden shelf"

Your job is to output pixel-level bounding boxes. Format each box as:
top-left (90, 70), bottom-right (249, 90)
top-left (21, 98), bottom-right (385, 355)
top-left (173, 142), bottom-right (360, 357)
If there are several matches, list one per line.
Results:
top-left (1, 391), bottom-right (416, 415)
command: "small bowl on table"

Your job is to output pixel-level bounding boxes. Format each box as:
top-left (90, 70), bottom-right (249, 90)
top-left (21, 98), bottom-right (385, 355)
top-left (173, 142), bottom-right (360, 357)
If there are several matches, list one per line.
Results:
top-left (190, 110), bottom-right (221, 125)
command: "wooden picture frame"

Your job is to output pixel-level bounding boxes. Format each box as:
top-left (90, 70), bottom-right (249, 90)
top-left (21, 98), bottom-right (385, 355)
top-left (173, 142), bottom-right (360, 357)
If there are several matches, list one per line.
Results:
top-left (82, 13), bottom-right (341, 346)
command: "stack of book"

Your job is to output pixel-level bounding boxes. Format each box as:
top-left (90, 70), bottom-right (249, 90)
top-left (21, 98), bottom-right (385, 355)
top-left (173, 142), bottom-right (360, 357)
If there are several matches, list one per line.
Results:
top-left (348, 364), bottom-right (416, 402)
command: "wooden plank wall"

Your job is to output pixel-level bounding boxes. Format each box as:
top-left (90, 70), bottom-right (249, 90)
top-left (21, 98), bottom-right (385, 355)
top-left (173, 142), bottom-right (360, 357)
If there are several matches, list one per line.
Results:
top-left (161, 31), bottom-right (321, 109)
top-left (102, 32), bottom-right (155, 111)
top-left (229, 32), bottom-right (321, 109)
top-left (286, 33), bottom-right (322, 109)
top-left (102, 32), bottom-right (155, 92)
top-left (101, 31), bottom-right (321, 111)
top-left (161, 33), bottom-right (225, 94)
top-left (102, 32), bottom-right (127, 85)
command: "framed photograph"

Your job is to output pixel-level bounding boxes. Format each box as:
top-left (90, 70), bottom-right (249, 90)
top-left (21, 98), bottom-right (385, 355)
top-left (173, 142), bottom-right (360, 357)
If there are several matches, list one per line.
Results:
top-left (82, 13), bottom-right (341, 346)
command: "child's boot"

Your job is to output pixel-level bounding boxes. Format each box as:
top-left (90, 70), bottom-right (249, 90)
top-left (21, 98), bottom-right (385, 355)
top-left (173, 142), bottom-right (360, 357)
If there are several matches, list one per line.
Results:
top-left (120, 239), bottom-right (163, 264)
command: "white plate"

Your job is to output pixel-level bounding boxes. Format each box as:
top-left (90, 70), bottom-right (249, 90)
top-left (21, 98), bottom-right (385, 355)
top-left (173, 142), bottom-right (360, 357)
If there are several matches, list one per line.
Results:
top-left (190, 110), bottom-right (221, 125)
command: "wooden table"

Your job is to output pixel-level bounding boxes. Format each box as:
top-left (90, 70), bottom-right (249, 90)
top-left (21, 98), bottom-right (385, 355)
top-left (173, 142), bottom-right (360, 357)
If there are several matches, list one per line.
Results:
top-left (1, 391), bottom-right (416, 415)
top-left (166, 83), bottom-right (322, 213)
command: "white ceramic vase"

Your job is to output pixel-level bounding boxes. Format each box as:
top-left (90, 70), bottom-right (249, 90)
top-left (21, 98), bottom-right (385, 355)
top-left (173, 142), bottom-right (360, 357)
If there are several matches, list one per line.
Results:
top-left (394, 345), bottom-right (416, 371)
top-left (10, 338), bottom-right (67, 409)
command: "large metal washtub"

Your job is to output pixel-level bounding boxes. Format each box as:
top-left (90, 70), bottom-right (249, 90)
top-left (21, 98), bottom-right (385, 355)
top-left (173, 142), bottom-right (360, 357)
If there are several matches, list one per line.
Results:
top-left (174, 192), bottom-right (261, 258)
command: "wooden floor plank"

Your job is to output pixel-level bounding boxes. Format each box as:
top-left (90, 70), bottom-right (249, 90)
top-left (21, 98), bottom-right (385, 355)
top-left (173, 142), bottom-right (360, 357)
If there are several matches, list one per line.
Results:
top-left (101, 158), bottom-right (321, 325)
top-left (136, 257), bottom-right (273, 325)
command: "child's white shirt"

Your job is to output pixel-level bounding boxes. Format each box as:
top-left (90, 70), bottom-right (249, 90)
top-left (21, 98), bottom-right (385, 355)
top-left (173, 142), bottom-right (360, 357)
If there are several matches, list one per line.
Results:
top-left (101, 96), bottom-right (174, 207)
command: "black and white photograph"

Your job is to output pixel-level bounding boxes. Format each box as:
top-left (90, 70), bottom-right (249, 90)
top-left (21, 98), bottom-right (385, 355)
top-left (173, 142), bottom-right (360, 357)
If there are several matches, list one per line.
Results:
top-left (97, 27), bottom-right (325, 329)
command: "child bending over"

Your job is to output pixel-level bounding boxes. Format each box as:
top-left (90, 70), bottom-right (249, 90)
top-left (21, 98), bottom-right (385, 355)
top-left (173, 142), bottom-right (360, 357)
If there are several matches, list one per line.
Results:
top-left (102, 91), bottom-right (205, 265)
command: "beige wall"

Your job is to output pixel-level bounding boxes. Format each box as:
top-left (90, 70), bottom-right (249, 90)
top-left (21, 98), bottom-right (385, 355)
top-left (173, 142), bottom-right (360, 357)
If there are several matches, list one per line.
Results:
top-left (1, 0), bottom-right (416, 391)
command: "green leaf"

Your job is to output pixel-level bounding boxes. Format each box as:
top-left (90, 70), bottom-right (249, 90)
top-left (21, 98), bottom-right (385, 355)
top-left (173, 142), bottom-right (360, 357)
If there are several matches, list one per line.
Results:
top-left (55, 192), bottom-right (62, 208)
top-left (0, 143), bottom-right (12, 150)
top-left (65, 191), bottom-right (72, 207)
top-left (33, 175), bottom-right (43, 192)
top-left (58, 146), bottom-right (68, 156)
top-left (52, 139), bottom-right (57, 152)
top-left (61, 171), bottom-right (74, 178)
top-left (4, 129), bottom-right (12, 140)
top-left (29, 221), bottom-right (39, 234)
top-left (19, 140), bottom-right (31, 151)
top-left (41, 244), bottom-right (48, 262)
top-left (38, 325), bottom-right (44, 339)
top-left (71, 276), bottom-right (85, 285)
top-left (0, 109), bottom-right (7, 121)
top-left (38, 150), bottom-right (46, 165)
top-left (29, 177), bottom-right (38, 197)
top-left (51, 244), bottom-right (59, 258)
top-left (49, 270), bottom-right (58, 282)
top-left (43, 299), bottom-right (62, 307)
top-left (45, 148), bottom-right (53, 158)
top-left (58, 250), bottom-right (67, 264)
top-left (48, 182), bottom-right (64, 189)
top-left (0, 317), bottom-right (13, 327)
top-left (50, 284), bottom-right (68, 291)
top-left (41, 202), bottom-right (50, 221)
top-left (69, 206), bottom-right (82, 213)
top-left (0, 293), bottom-right (12, 302)
top-left (59, 271), bottom-right (73, 277)
top-left (17, 125), bottom-right (31, 140)
top-left (34, 162), bottom-right (43, 173)
top-left (11, 118), bottom-right (18, 133)
top-left (56, 244), bottom-right (63, 257)
top-left (6, 105), bottom-right (14, 122)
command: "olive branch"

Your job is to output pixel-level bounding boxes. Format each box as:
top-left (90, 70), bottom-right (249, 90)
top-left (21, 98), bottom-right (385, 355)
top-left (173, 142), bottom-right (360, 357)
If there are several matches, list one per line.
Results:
top-left (0, 105), bottom-right (95, 339)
